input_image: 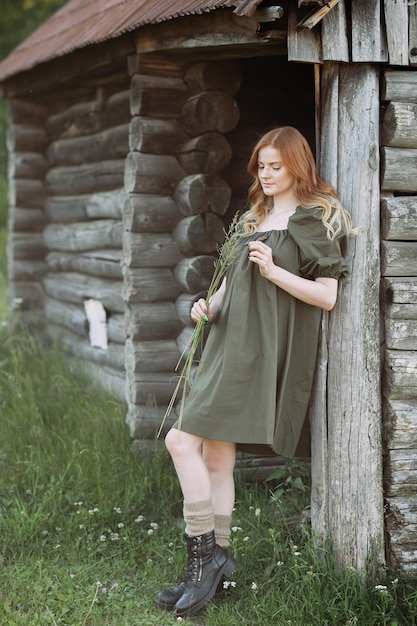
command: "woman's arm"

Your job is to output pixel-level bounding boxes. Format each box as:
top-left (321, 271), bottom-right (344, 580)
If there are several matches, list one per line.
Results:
top-left (248, 240), bottom-right (338, 311)
top-left (190, 278), bottom-right (227, 323)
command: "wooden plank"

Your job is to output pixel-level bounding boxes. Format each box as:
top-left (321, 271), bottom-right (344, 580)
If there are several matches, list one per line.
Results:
top-left (410, 3), bottom-right (417, 66)
top-left (46, 189), bottom-right (126, 223)
top-left (351, 0), bottom-right (388, 62)
top-left (384, 0), bottom-right (409, 66)
top-left (8, 152), bottom-right (47, 179)
top-left (124, 194), bottom-right (181, 233)
top-left (8, 179), bottom-right (45, 209)
top-left (173, 256), bottom-right (215, 293)
top-left (385, 318), bottom-right (417, 350)
top-left (124, 153), bottom-right (185, 195)
top-left (8, 207), bottom-right (46, 232)
top-left (321, 0), bottom-right (349, 62)
top-left (287, 1), bottom-right (322, 63)
top-left (324, 64), bottom-right (385, 572)
top-left (381, 147), bottom-right (417, 192)
top-left (135, 12), bottom-right (285, 56)
top-left (382, 102), bottom-right (417, 148)
top-left (318, 62), bottom-right (339, 188)
top-left (181, 91), bottom-right (240, 137)
top-left (47, 124), bottom-right (129, 166)
top-left (123, 232), bottom-right (181, 268)
top-left (385, 449), bottom-right (417, 496)
top-left (385, 350), bottom-right (417, 400)
top-left (178, 133), bottom-right (232, 175)
top-left (383, 277), bottom-right (417, 319)
top-left (310, 314), bottom-right (329, 543)
top-left (8, 260), bottom-right (46, 281)
top-left (312, 62), bottom-right (339, 545)
top-left (45, 251), bottom-right (123, 280)
top-left (129, 117), bottom-right (187, 154)
top-left (381, 196), bottom-right (417, 240)
top-left (125, 370), bottom-right (179, 406)
top-left (174, 174), bottom-right (231, 217)
top-left (383, 70), bottom-right (417, 102)
top-left (385, 495), bottom-right (417, 572)
top-left (125, 302), bottom-right (182, 341)
top-left (46, 160), bottom-right (125, 196)
top-left (172, 214), bottom-right (225, 256)
top-left (385, 399), bottom-right (417, 449)
top-left (381, 241), bottom-right (417, 276)
top-left (8, 232), bottom-right (47, 260)
top-left (42, 272), bottom-right (124, 313)
top-left (130, 74), bottom-right (188, 118)
top-left (125, 337), bottom-right (179, 374)
top-left (43, 220), bottom-right (122, 252)
top-left (298, 0), bottom-right (342, 30)
top-left (122, 267), bottom-right (180, 303)
top-left (7, 123), bottom-right (47, 152)
top-left (44, 297), bottom-right (88, 338)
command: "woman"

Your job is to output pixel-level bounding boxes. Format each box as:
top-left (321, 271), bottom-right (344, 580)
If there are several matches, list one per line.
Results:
top-left (155, 126), bottom-right (355, 619)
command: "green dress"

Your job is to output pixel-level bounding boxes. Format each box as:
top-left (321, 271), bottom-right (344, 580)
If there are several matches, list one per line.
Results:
top-left (177, 205), bottom-right (349, 459)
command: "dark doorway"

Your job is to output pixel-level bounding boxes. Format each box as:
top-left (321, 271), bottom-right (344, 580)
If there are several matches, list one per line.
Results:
top-left (224, 56), bottom-right (315, 218)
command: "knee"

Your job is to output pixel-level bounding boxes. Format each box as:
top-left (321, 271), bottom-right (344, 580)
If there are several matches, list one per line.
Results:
top-left (165, 428), bottom-right (199, 463)
top-left (165, 428), bottom-right (181, 460)
top-left (203, 443), bottom-right (235, 474)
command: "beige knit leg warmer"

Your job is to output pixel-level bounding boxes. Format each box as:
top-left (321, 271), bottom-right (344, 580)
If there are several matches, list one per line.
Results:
top-left (183, 499), bottom-right (215, 537)
top-left (214, 514), bottom-right (232, 548)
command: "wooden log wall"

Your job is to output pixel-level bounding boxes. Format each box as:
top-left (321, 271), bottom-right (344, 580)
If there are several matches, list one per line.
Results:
top-left (381, 70), bottom-right (417, 574)
top-left (7, 99), bottom-right (48, 322)
top-left (40, 72), bottom-right (130, 400)
top-left (124, 54), bottom-right (241, 441)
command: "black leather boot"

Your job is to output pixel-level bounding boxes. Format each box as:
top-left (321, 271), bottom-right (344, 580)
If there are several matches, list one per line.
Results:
top-left (154, 533), bottom-right (230, 611)
top-left (174, 530), bottom-right (236, 618)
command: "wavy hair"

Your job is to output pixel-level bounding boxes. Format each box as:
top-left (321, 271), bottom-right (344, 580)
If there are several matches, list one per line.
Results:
top-left (243, 126), bottom-right (356, 239)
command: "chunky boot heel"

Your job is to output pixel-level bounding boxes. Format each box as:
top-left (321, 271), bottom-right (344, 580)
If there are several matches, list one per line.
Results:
top-left (174, 531), bottom-right (236, 618)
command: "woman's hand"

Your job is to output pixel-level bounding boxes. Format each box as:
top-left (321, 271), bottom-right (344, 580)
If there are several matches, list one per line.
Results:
top-left (190, 279), bottom-right (227, 324)
top-left (248, 241), bottom-right (275, 278)
top-left (248, 241), bottom-right (337, 310)
top-left (190, 298), bottom-right (210, 324)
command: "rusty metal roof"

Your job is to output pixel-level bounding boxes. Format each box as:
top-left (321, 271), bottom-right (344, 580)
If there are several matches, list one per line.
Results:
top-left (0, 0), bottom-right (263, 83)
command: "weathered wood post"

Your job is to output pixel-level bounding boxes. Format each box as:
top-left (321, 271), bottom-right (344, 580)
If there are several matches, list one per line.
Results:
top-left (311, 62), bottom-right (385, 573)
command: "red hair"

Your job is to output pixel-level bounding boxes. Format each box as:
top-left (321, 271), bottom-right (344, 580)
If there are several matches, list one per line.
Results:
top-left (244, 126), bottom-right (355, 239)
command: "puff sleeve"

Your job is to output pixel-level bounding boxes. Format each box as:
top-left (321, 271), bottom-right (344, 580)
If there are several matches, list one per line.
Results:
top-left (287, 206), bottom-right (349, 280)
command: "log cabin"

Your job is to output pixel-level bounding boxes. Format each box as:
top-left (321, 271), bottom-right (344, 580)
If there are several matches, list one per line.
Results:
top-left (0, 0), bottom-right (416, 576)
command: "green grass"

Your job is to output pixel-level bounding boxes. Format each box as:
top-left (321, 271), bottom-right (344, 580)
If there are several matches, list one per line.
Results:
top-left (1, 325), bottom-right (417, 625)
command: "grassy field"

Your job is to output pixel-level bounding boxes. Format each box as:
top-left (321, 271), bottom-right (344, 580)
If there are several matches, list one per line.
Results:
top-left (0, 178), bottom-right (417, 624)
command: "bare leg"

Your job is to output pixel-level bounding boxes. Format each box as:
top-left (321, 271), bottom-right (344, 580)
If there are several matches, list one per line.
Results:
top-left (165, 428), bottom-right (209, 502)
top-left (157, 428), bottom-right (236, 616)
top-left (202, 440), bottom-right (236, 516)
